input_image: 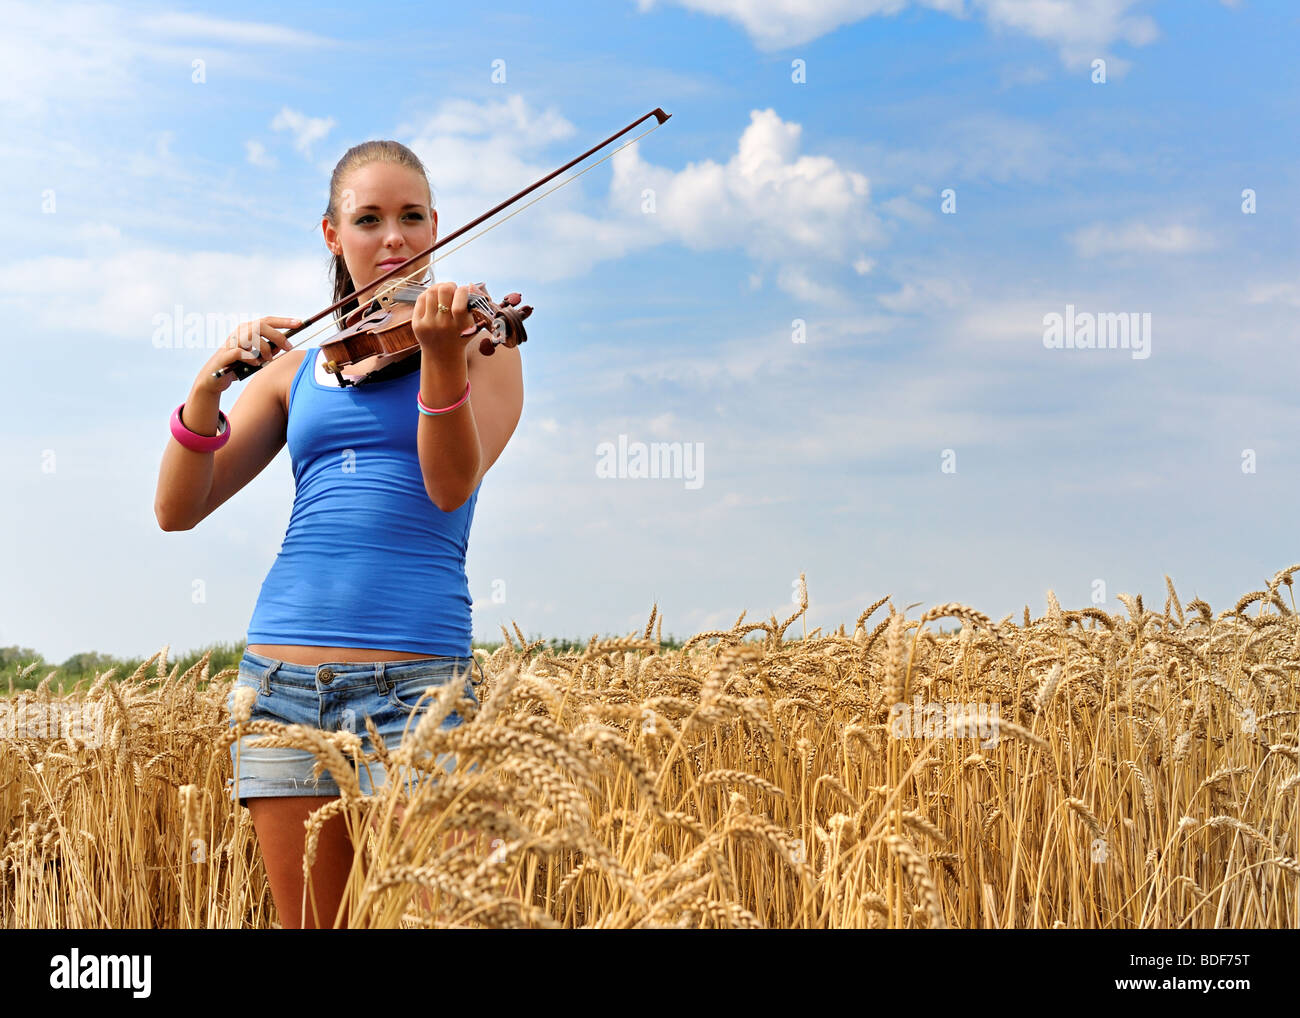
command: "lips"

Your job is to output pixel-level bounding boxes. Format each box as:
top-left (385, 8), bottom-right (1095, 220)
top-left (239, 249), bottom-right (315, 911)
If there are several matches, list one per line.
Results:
top-left (378, 257), bottom-right (408, 268)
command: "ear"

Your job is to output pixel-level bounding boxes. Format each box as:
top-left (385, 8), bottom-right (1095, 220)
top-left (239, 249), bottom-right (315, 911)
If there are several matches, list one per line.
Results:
top-left (321, 215), bottom-right (342, 255)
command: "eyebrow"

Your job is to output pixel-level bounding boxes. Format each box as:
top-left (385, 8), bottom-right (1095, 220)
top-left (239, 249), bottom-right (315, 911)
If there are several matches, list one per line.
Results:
top-left (354, 203), bottom-right (426, 211)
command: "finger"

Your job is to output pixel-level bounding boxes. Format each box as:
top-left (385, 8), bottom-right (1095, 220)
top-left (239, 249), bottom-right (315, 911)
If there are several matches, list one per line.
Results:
top-left (261, 325), bottom-right (293, 353)
top-left (234, 328), bottom-right (275, 363)
top-left (230, 330), bottom-right (258, 362)
top-left (413, 289), bottom-right (431, 338)
top-left (223, 340), bottom-right (259, 366)
top-left (239, 336), bottom-right (272, 363)
top-left (418, 286), bottom-right (443, 339)
top-left (218, 343), bottom-right (244, 366)
top-left (430, 284), bottom-right (448, 309)
top-left (452, 284), bottom-right (477, 336)
top-left (451, 283), bottom-right (471, 315)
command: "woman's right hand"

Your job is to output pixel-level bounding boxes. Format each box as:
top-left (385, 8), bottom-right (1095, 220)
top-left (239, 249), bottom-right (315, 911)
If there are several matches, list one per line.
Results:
top-left (196, 316), bottom-right (302, 395)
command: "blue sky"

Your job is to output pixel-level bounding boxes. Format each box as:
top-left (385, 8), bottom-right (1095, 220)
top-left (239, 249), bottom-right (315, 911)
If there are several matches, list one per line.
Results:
top-left (2, 0), bottom-right (1297, 662)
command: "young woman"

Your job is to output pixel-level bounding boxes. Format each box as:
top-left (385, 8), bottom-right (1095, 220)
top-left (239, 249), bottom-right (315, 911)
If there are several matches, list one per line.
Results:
top-left (154, 140), bottom-right (524, 927)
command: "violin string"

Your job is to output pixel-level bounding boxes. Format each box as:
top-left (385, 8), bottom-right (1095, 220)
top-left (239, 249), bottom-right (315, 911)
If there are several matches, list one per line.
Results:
top-left (276, 118), bottom-right (666, 358)
top-left (424, 119), bottom-right (665, 266)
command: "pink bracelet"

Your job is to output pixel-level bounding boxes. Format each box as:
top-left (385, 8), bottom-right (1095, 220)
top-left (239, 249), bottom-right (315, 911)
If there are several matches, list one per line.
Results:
top-left (171, 403), bottom-right (231, 453)
top-left (417, 380), bottom-right (470, 416)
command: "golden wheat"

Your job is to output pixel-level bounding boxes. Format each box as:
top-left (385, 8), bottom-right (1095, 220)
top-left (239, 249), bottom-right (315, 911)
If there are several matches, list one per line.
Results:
top-left (2, 567), bottom-right (1298, 928)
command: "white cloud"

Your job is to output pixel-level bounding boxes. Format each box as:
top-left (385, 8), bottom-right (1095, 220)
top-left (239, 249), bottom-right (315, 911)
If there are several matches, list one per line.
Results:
top-left (1067, 219), bottom-right (1214, 258)
top-left (957, 298), bottom-right (1056, 345)
top-left (879, 194), bottom-right (933, 226)
top-left (0, 247), bottom-right (326, 344)
top-left (75, 221), bottom-right (123, 245)
top-left (398, 98), bottom-right (881, 299)
top-left (270, 107), bottom-right (337, 159)
top-left (997, 64), bottom-right (1050, 89)
top-left (609, 107), bottom-right (881, 298)
top-left (777, 267), bottom-right (847, 305)
top-left (4, 96), bottom-right (884, 350)
top-left (856, 111), bottom-right (1089, 188)
top-left (1246, 282), bottom-right (1300, 308)
top-left (646, 413), bottom-right (680, 437)
top-left (877, 275), bottom-right (970, 312)
top-left (695, 490), bottom-right (792, 521)
top-left (393, 96), bottom-right (616, 281)
top-left (976, 0), bottom-right (1158, 71)
top-left (245, 139), bottom-right (277, 168)
top-left (575, 312), bottom-right (902, 403)
top-left (635, 0), bottom-right (1160, 70)
top-left (0, 2), bottom-right (136, 119)
top-left (137, 11), bottom-right (337, 47)
top-left (405, 93), bottom-right (578, 158)
top-left (937, 111), bottom-right (1079, 184)
top-left (634, 0), bottom-right (962, 50)
top-left (0, 2), bottom-right (336, 121)
top-left (951, 288), bottom-right (1300, 366)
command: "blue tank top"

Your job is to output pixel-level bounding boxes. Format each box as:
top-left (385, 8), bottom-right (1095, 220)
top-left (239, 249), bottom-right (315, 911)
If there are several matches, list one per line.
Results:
top-left (245, 350), bottom-right (479, 656)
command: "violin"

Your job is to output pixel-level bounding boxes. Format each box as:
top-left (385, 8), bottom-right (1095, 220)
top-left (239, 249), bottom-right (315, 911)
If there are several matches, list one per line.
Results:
top-left (314, 276), bottom-right (532, 388)
top-left (212, 106), bottom-right (671, 388)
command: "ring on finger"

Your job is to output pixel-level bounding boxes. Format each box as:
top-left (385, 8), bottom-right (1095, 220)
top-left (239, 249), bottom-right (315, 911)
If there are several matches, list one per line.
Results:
top-left (437, 303), bottom-right (450, 313)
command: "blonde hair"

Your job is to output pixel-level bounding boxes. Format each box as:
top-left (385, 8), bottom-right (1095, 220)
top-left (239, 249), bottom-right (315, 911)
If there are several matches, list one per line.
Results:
top-left (323, 140), bottom-right (433, 326)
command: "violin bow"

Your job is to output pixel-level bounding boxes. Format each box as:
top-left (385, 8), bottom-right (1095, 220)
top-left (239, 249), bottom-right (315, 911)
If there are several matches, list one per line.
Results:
top-left (213, 106), bottom-right (672, 381)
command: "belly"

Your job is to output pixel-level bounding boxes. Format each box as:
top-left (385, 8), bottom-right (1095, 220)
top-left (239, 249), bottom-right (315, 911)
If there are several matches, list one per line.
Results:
top-left (245, 644), bottom-right (443, 665)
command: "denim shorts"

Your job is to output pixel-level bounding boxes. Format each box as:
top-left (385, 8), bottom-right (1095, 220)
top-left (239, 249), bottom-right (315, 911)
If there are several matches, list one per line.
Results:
top-left (225, 649), bottom-right (484, 806)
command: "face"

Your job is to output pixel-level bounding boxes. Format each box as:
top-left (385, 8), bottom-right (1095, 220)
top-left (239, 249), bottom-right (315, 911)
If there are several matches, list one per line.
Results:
top-left (322, 161), bottom-right (436, 294)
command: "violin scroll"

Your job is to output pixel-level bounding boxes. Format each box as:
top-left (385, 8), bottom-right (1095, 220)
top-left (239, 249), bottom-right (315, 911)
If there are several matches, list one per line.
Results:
top-left (478, 291), bottom-right (533, 357)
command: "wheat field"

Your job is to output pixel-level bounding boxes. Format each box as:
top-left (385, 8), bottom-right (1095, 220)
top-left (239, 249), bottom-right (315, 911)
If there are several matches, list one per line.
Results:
top-left (2, 566), bottom-right (1298, 929)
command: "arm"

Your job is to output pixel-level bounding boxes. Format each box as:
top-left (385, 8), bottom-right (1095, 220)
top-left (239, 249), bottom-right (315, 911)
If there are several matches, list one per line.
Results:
top-left (154, 351), bottom-right (298, 531)
top-left (416, 339), bottom-right (523, 512)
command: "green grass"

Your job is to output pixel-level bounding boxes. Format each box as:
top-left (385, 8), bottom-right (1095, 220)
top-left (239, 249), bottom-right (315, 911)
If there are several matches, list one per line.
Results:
top-left (0, 632), bottom-right (689, 696)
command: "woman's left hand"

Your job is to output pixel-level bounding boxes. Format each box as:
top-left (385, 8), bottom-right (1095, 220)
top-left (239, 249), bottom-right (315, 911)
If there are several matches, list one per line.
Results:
top-left (412, 281), bottom-right (484, 364)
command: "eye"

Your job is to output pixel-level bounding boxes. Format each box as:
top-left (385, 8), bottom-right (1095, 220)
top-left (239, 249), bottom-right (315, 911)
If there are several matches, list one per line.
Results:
top-left (355, 212), bottom-right (424, 225)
